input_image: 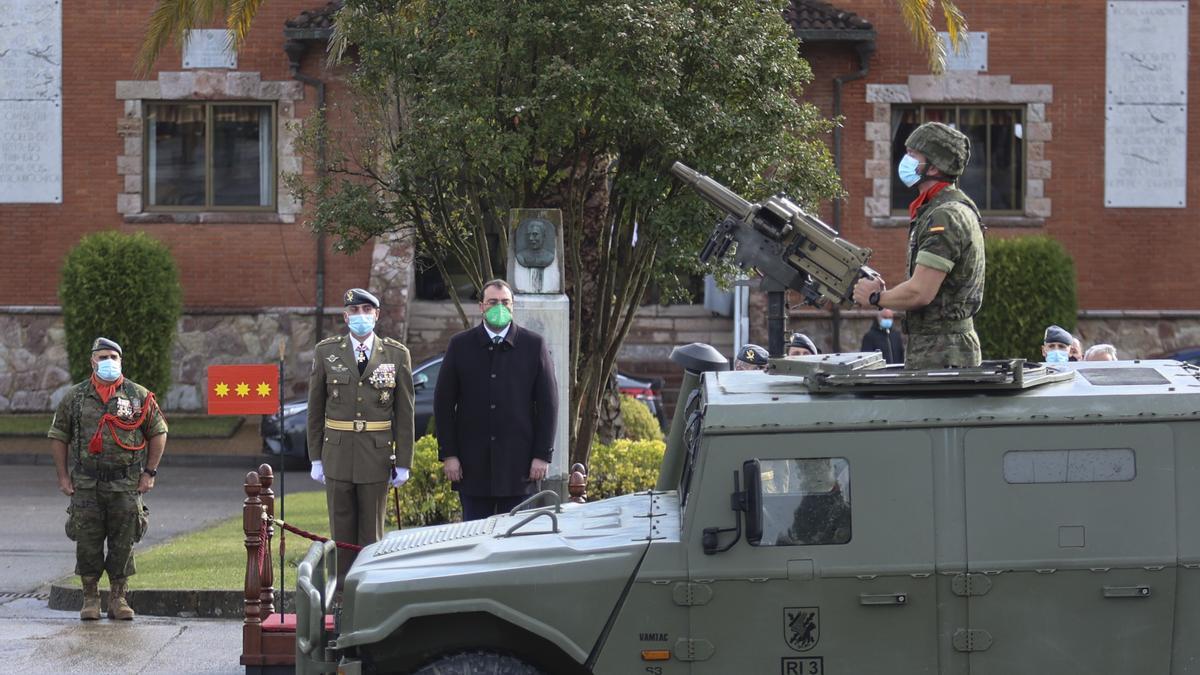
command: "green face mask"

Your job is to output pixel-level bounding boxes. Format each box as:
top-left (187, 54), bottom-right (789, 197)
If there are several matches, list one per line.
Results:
top-left (485, 304), bottom-right (512, 329)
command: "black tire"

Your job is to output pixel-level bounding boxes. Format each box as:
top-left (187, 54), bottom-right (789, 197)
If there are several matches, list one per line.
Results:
top-left (412, 650), bottom-right (546, 675)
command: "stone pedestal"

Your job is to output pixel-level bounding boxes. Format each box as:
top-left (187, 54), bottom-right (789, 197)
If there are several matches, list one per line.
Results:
top-left (514, 294), bottom-right (570, 483)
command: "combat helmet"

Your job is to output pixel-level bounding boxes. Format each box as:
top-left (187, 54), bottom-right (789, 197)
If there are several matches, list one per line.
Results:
top-left (905, 122), bottom-right (970, 177)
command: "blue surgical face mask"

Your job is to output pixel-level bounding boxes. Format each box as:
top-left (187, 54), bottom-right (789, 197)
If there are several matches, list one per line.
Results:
top-left (898, 154), bottom-right (924, 188)
top-left (879, 318), bottom-right (893, 330)
top-left (347, 313), bottom-right (376, 336)
top-left (1045, 348), bottom-right (1070, 364)
top-left (95, 359), bottom-right (121, 381)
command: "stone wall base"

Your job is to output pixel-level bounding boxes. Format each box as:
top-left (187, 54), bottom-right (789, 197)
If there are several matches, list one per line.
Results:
top-left (2, 306), bottom-right (1197, 412)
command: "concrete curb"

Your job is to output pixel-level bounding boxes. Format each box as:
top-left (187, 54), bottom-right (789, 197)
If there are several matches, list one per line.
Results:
top-left (49, 582), bottom-right (296, 618)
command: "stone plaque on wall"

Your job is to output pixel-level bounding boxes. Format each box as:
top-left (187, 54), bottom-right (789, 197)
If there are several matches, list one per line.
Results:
top-left (937, 32), bottom-right (988, 72)
top-left (0, 0), bottom-right (62, 203)
top-left (1104, 104), bottom-right (1186, 208)
top-left (1105, 1), bottom-right (1188, 208)
top-left (183, 29), bottom-right (238, 69)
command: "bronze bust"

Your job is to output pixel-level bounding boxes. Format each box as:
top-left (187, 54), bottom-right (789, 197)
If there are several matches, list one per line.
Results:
top-left (515, 218), bottom-right (555, 269)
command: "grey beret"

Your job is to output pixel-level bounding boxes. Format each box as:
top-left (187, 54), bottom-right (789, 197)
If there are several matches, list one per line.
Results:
top-left (788, 332), bottom-right (819, 355)
top-left (736, 344), bottom-right (770, 367)
top-left (91, 337), bottom-right (122, 355)
top-left (1043, 325), bottom-right (1073, 345)
top-left (343, 288), bottom-right (380, 308)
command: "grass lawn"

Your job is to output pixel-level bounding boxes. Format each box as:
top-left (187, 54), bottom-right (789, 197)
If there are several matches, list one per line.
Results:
top-left (0, 413), bottom-right (244, 438)
top-left (63, 490), bottom-right (330, 589)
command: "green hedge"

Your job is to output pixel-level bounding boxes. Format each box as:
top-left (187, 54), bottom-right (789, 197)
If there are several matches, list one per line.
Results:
top-left (587, 439), bottom-right (666, 500)
top-left (974, 235), bottom-right (1077, 362)
top-left (386, 436), bottom-right (668, 525)
top-left (389, 435), bottom-right (461, 527)
top-left (620, 395), bottom-right (664, 442)
top-left (59, 231), bottom-right (182, 395)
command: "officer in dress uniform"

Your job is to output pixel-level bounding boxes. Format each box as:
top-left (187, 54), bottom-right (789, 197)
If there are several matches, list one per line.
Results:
top-left (48, 337), bottom-right (168, 621)
top-left (307, 289), bottom-right (415, 583)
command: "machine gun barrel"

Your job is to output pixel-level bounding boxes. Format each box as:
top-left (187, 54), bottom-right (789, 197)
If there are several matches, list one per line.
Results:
top-left (670, 162), bottom-right (754, 221)
top-left (672, 161), bottom-right (876, 309)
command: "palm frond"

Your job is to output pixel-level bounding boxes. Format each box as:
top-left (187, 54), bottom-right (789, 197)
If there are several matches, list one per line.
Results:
top-left (135, 0), bottom-right (229, 77)
top-left (941, 0), bottom-right (969, 55)
top-left (226, 0), bottom-right (265, 51)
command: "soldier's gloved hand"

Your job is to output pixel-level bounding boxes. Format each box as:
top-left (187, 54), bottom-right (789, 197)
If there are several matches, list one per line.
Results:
top-left (389, 467), bottom-right (409, 488)
top-left (310, 460), bottom-right (325, 484)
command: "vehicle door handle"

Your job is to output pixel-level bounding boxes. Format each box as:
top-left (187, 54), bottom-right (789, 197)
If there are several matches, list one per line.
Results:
top-left (859, 592), bottom-right (908, 606)
top-left (1103, 585), bottom-right (1151, 598)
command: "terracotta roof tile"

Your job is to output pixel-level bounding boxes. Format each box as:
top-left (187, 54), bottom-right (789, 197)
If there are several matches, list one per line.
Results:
top-left (286, 0), bottom-right (341, 31)
top-left (784, 0), bottom-right (873, 32)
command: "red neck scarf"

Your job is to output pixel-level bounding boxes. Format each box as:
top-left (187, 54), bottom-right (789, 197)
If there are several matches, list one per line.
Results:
top-left (91, 373), bottom-right (124, 403)
top-left (908, 181), bottom-right (951, 220)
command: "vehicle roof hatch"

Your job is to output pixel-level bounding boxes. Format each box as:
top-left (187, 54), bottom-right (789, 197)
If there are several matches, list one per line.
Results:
top-left (767, 352), bottom-right (1075, 393)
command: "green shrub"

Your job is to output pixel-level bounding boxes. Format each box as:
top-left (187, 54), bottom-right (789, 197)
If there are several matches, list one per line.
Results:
top-left (59, 231), bottom-right (182, 395)
top-left (620, 395), bottom-right (664, 442)
top-left (974, 235), bottom-right (1077, 362)
top-left (587, 439), bottom-right (665, 500)
top-left (389, 435), bottom-right (462, 527)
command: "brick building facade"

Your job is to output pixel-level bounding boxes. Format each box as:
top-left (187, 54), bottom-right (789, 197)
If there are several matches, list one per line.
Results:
top-left (1, 0), bottom-right (1197, 413)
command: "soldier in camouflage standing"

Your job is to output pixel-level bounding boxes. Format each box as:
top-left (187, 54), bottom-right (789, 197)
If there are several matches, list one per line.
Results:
top-left (48, 337), bottom-right (167, 621)
top-left (308, 288), bottom-right (415, 585)
top-left (852, 121), bottom-right (986, 369)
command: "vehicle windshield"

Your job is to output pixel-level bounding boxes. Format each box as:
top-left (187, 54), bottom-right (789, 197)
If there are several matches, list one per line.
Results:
top-left (677, 390), bottom-right (705, 510)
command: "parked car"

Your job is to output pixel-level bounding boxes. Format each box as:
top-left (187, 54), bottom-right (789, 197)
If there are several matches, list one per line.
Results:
top-left (260, 354), bottom-right (443, 466)
top-left (615, 371), bottom-right (667, 431)
top-left (1160, 347), bottom-right (1200, 366)
top-left (261, 353), bottom-right (667, 464)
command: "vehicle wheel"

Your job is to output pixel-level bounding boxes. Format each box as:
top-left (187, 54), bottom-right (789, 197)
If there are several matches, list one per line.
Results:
top-left (412, 650), bottom-right (546, 675)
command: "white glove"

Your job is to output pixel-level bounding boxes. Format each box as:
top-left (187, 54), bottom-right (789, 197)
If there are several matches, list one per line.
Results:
top-left (389, 467), bottom-right (409, 488)
top-left (310, 460), bottom-right (325, 484)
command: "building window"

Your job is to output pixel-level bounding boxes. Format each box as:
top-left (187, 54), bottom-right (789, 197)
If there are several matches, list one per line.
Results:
top-left (890, 105), bottom-right (1024, 214)
top-left (144, 102), bottom-right (275, 210)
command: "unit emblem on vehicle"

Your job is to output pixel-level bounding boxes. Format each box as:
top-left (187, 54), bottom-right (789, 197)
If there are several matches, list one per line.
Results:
top-left (784, 607), bottom-right (819, 652)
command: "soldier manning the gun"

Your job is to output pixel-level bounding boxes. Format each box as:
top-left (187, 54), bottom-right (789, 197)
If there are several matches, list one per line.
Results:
top-left (308, 288), bottom-right (415, 585)
top-left (852, 122), bottom-right (986, 370)
top-left (49, 337), bottom-right (167, 621)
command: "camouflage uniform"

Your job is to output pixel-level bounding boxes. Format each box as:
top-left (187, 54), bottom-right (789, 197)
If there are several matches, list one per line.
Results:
top-left (900, 122), bottom-right (986, 370)
top-left (48, 378), bottom-right (167, 580)
top-left (904, 184), bottom-right (986, 369)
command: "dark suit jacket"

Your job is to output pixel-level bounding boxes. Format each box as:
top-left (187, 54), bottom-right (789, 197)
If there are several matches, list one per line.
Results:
top-left (861, 324), bottom-right (906, 365)
top-left (434, 322), bottom-right (557, 497)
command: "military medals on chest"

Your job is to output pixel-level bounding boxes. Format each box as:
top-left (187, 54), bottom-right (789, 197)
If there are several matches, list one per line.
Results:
top-left (369, 363), bottom-right (396, 403)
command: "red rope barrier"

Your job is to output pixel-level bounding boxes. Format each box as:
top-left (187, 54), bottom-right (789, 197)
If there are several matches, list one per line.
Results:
top-left (273, 518), bottom-right (363, 552)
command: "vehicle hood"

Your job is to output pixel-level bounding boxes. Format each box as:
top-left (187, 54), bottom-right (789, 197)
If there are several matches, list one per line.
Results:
top-left (336, 490), bottom-right (679, 655)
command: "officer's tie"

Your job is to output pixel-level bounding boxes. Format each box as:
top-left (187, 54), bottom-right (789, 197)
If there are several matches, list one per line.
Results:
top-left (492, 336), bottom-right (502, 345)
top-left (356, 344), bottom-right (368, 375)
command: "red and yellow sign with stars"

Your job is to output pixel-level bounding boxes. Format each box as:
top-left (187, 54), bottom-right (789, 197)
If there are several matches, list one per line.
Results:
top-left (206, 364), bottom-right (279, 415)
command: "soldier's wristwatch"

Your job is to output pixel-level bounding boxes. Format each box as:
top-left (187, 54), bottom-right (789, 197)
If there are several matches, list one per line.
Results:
top-left (868, 290), bottom-right (883, 310)
top-left (142, 467), bottom-right (158, 477)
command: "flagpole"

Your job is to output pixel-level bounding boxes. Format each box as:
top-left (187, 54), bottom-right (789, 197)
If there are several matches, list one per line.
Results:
top-left (277, 337), bottom-right (286, 621)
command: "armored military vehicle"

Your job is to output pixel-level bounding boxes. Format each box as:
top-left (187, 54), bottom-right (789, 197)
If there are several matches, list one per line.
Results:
top-left (295, 345), bottom-right (1200, 675)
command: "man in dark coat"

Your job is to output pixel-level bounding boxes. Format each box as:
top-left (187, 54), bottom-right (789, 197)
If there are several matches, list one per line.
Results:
top-left (434, 279), bottom-right (558, 521)
top-left (860, 309), bottom-right (905, 364)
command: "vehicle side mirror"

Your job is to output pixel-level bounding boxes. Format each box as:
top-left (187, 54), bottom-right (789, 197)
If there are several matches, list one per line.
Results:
top-left (741, 459), bottom-right (763, 545)
top-left (413, 373), bottom-right (429, 391)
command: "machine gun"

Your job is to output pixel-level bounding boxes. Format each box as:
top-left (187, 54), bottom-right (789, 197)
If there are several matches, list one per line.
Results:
top-left (671, 162), bottom-right (877, 309)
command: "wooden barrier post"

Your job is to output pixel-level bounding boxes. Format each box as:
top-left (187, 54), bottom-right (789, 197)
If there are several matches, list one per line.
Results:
top-left (242, 470), bottom-right (265, 661)
top-left (258, 463), bottom-right (276, 617)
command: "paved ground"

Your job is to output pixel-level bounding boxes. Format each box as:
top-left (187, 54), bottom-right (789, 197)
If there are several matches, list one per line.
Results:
top-left (0, 463), bottom-right (312, 674)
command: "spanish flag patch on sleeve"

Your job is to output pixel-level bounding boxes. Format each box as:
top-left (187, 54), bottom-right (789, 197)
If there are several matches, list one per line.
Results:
top-left (929, 225), bottom-right (945, 233)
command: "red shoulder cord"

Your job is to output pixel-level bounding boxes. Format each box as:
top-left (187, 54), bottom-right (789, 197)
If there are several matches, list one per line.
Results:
top-left (87, 376), bottom-right (159, 455)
